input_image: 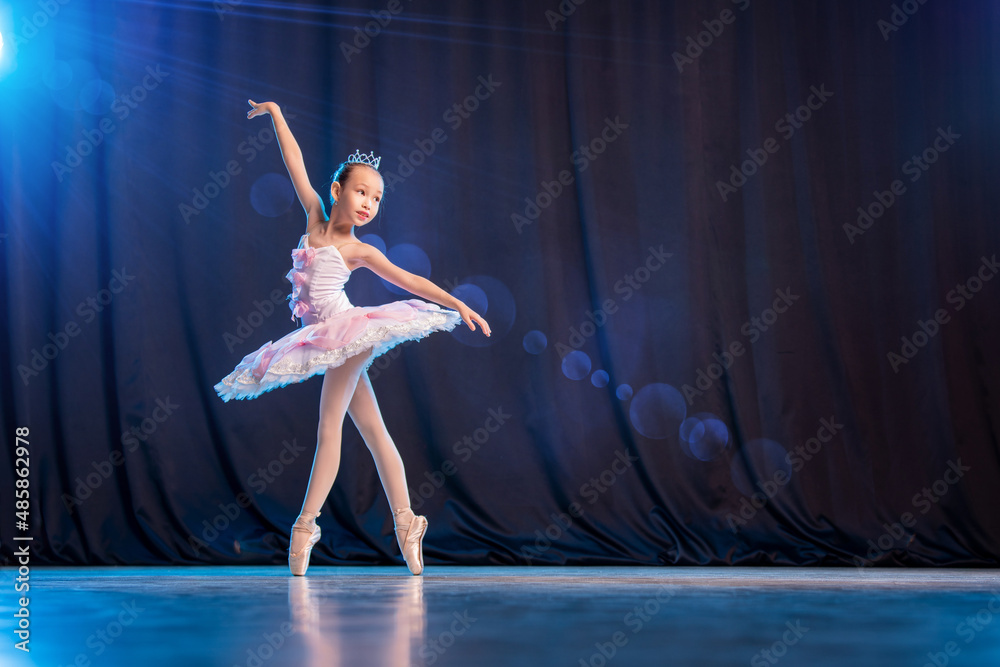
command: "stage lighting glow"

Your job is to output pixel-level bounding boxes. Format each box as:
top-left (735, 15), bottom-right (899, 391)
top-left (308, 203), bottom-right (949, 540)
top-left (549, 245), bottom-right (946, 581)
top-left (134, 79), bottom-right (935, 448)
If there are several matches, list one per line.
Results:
top-left (0, 29), bottom-right (12, 84)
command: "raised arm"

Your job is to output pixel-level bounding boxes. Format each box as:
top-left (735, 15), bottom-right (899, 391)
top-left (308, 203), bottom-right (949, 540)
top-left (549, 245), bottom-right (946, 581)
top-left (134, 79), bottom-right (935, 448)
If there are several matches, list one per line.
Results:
top-left (347, 244), bottom-right (491, 337)
top-left (247, 99), bottom-right (325, 223)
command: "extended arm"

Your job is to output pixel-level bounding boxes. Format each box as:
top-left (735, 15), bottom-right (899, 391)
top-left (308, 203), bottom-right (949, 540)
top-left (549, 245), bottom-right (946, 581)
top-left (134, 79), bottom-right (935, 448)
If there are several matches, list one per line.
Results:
top-left (247, 100), bottom-right (325, 223)
top-left (351, 245), bottom-right (491, 336)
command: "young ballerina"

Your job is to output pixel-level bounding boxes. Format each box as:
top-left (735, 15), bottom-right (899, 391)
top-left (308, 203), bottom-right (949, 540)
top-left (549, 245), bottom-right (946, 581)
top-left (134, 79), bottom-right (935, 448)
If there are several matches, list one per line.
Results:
top-left (214, 99), bottom-right (491, 576)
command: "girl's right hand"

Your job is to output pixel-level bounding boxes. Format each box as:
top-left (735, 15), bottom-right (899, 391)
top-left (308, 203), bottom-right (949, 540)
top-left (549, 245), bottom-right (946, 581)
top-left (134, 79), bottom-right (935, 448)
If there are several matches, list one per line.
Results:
top-left (247, 99), bottom-right (277, 119)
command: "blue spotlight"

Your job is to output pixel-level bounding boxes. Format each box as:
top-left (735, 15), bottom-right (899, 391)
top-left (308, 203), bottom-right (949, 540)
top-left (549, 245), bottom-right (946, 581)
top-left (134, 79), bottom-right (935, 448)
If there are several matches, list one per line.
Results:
top-left (0, 7), bottom-right (17, 85)
top-left (0, 30), bottom-right (9, 82)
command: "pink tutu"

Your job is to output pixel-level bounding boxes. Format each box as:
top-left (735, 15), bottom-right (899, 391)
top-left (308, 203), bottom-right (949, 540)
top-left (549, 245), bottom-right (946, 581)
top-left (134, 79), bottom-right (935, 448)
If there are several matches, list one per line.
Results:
top-left (215, 235), bottom-right (462, 402)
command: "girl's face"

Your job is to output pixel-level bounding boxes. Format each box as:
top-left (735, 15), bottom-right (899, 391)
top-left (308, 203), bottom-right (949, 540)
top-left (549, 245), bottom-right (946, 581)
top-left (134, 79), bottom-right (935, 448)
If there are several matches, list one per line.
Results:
top-left (334, 166), bottom-right (383, 226)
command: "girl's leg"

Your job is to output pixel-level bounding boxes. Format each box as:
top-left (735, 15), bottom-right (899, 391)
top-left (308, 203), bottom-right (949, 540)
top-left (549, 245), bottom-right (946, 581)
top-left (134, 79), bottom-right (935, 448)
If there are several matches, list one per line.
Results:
top-left (290, 351), bottom-right (371, 555)
top-left (346, 370), bottom-right (411, 511)
top-left (347, 370), bottom-right (427, 574)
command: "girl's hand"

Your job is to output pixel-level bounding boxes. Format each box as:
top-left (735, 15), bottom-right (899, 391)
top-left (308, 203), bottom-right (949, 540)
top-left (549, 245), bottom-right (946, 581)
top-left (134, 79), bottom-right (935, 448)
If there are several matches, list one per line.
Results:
top-left (247, 99), bottom-right (278, 119)
top-left (458, 303), bottom-right (491, 337)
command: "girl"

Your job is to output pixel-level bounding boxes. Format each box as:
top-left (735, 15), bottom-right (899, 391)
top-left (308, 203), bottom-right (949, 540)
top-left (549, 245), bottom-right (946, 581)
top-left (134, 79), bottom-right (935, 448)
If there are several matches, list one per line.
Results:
top-left (215, 99), bottom-right (491, 576)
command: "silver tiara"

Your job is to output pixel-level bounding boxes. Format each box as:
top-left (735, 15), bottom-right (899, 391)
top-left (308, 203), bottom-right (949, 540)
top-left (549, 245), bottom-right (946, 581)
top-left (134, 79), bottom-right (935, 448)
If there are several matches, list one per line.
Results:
top-left (347, 149), bottom-right (380, 170)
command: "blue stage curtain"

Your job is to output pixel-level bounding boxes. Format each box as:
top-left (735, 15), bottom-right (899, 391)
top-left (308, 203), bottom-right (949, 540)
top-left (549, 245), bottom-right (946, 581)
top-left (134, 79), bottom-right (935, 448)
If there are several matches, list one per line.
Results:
top-left (1, 0), bottom-right (997, 567)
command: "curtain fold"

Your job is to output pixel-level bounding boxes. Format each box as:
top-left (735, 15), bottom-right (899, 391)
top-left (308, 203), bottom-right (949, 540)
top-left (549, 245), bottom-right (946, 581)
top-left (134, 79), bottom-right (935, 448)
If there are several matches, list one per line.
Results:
top-left (1, 0), bottom-right (996, 567)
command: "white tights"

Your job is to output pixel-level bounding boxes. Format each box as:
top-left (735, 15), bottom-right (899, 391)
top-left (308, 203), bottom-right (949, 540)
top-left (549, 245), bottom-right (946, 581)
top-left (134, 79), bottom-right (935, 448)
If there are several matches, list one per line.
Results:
top-left (290, 350), bottom-right (414, 555)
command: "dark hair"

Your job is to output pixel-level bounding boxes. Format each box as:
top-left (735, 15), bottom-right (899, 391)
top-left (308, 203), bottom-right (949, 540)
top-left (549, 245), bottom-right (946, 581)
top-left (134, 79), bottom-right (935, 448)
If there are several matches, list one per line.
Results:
top-left (328, 161), bottom-right (383, 208)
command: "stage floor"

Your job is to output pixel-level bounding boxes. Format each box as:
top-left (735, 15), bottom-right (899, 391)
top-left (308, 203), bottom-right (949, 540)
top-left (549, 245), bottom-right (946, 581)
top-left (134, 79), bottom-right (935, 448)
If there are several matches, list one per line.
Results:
top-left (3, 566), bottom-right (1000, 666)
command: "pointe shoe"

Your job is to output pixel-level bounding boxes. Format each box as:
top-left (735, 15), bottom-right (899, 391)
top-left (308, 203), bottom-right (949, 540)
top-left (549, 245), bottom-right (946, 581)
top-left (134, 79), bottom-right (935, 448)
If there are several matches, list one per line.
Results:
top-left (393, 508), bottom-right (428, 576)
top-left (288, 510), bottom-right (322, 576)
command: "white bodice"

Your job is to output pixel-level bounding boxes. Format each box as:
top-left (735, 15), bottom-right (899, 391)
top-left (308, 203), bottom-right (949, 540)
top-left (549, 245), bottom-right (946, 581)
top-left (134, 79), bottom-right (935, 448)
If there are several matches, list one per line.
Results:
top-left (287, 235), bottom-right (355, 326)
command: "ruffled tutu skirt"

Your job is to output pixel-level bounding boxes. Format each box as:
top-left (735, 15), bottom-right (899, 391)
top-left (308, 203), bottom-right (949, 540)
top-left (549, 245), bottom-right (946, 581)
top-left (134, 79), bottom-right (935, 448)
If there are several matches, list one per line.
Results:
top-left (214, 299), bottom-right (461, 402)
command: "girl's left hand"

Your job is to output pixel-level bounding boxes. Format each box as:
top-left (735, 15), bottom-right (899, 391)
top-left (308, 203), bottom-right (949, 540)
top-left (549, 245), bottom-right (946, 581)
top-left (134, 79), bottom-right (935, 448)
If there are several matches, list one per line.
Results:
top-left (458, 304), bottom-right (491, 337)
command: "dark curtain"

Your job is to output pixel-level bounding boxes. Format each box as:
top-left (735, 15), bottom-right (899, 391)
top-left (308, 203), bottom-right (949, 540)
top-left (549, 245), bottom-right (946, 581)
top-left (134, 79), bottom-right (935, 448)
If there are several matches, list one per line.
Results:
top-left (1, 0), bottom-right (997, 567)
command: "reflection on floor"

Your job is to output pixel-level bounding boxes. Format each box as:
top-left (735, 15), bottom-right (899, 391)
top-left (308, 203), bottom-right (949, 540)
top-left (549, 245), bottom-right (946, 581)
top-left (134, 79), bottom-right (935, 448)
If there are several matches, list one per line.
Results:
top-left (3, 566), bottom-right (1000, 666)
